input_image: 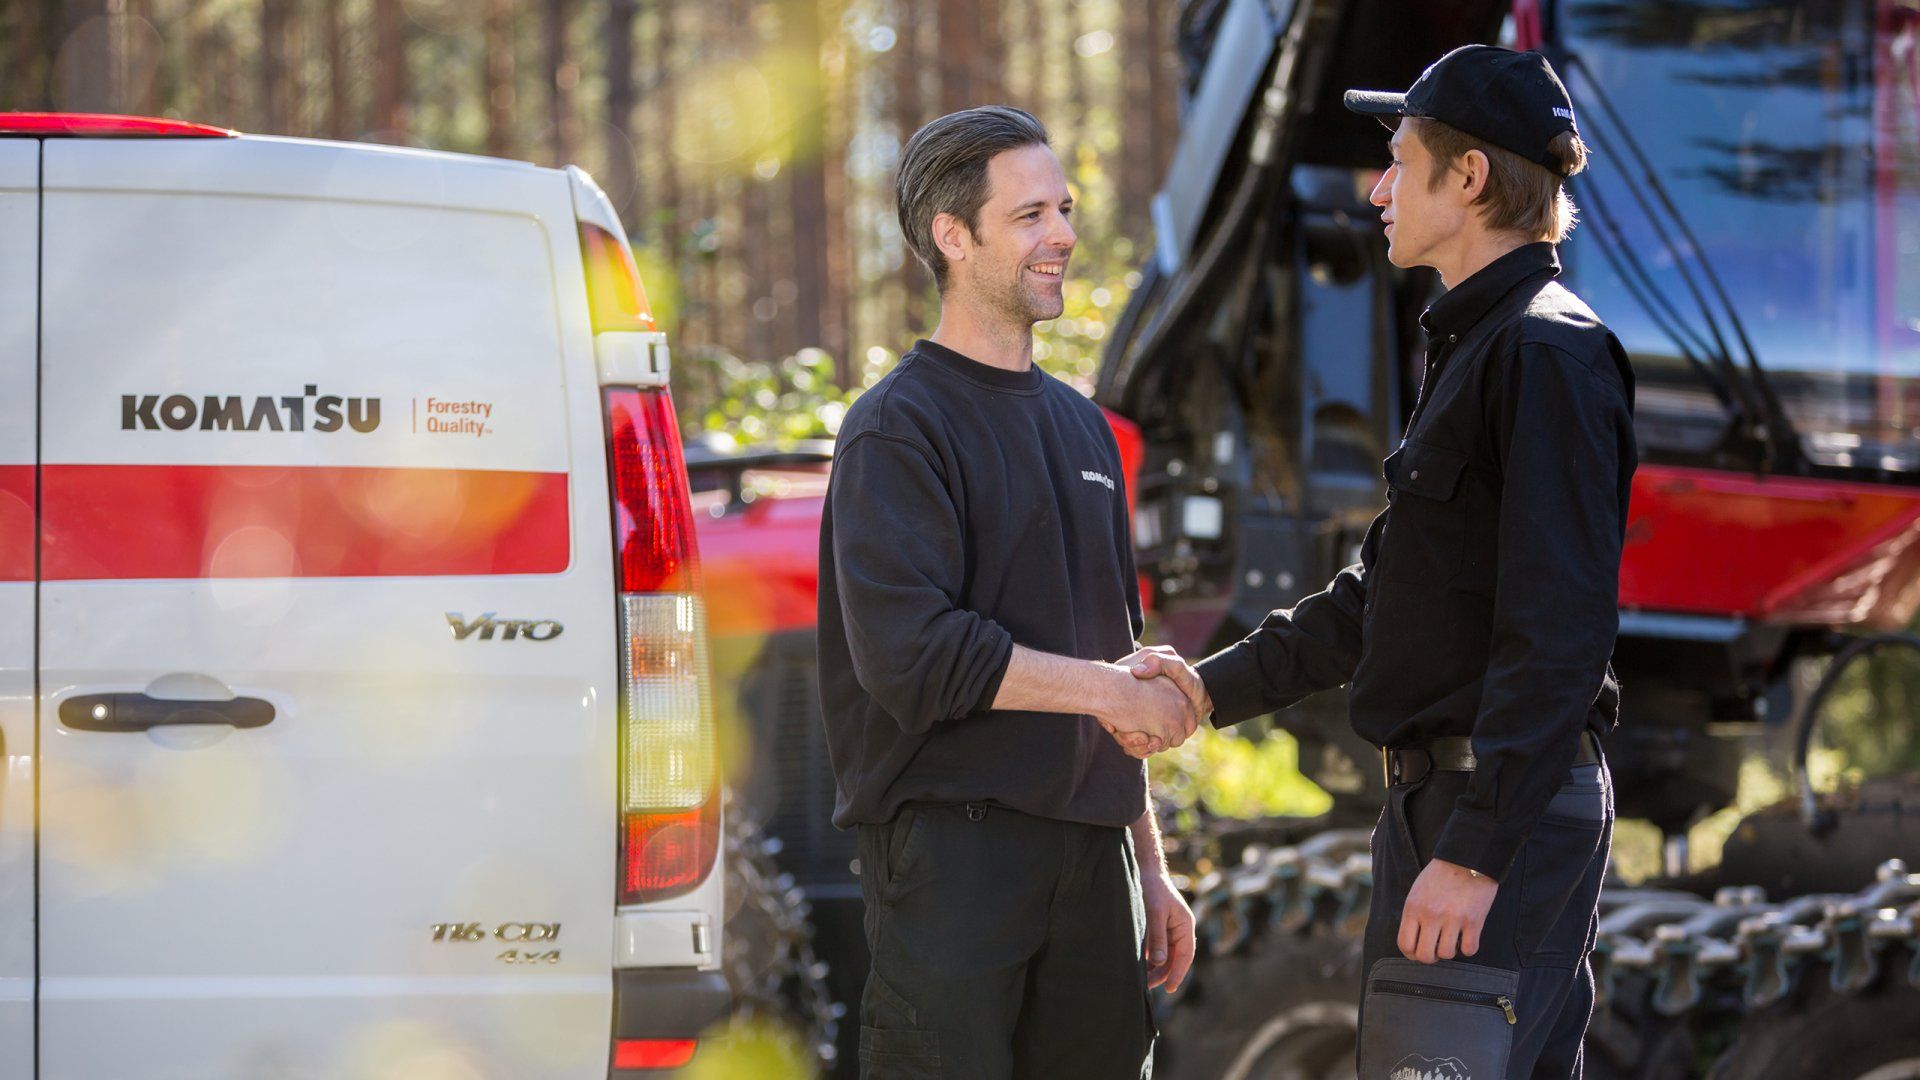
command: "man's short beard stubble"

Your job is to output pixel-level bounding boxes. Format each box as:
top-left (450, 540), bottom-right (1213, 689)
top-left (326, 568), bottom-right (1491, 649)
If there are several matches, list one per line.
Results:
top-left (971, 257), bottom-right (1063, 329)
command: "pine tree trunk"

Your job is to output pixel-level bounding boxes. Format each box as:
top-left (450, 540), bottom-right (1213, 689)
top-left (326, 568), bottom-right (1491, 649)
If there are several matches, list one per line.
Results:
top-left (1066, 0), bottom-right (1087, 153)
top-left (124, 0), bottom-right (161, 117)
top-left (282, 0), bottom-right (307, 135)
top-left (372, 0), bottom-right (409, 140)
top-left (603, 0), bottom-right (639, 221)
top-left (1004, 0), bottom-right (1035, 108)
top-left (787, 0), bottom-right (829, 359)
top-left (935, 0), bottom-right (974, 114)
top-left (893, 0), bottom-right (928, 335)
top-left (484, 0), bottom-right (517, 157)
top-left (976, 0), bottom-right (1002, 105)
top-left (56, 0), bottom-right (113, 112)
top-left (260, 0), bottom-right (287, 132)
top-left (655, 0), bottom-right (682, 254)
top-left (1121, 0), bottom-right (1156, 238)
top-left (1149, 0), bottom-right (1178, 185)
top-left (193, 15), bottom-right (221, 124)
top-left (7, 0), bottom-right (56, 109)
top-left (544, 0), bottom-right (578, 164)
top-left (323, 0), bottom-right (349, 138)
top-left (819, 0), bottom-right (852, 379)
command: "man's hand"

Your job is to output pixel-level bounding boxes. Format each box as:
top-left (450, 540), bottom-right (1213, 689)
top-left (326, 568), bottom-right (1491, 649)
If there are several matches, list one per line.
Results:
top-left (1141, 869), bottom-right (1196, 993)
top-left (1398, 858), bottom-right (1499, 963)
top-left (1092, 646), bottom-right (1210, 759)
top-left (1124, 646), bottom-right (1212, 724)
top-left (1097, 672), bottom-right (1196, 759)
top-left (1096, 717), bottom-right (1159, 758)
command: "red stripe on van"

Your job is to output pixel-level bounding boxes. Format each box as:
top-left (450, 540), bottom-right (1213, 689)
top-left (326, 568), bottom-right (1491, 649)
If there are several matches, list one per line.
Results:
top-left (0, 465), bottom-right (31, 581)
top-left (41, 464), bottom-right (569, 579)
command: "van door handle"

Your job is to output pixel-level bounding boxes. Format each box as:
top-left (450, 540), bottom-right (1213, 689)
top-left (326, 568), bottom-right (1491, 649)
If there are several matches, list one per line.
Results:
top-left (59, 693), bottom-right (276, 732)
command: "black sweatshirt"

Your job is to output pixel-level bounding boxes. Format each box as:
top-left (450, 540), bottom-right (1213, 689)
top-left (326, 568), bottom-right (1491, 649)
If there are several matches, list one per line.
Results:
top-left (817, 340), bottom-right (1147, 830)
top-left (1194, 243), bottom-right (1637, 880)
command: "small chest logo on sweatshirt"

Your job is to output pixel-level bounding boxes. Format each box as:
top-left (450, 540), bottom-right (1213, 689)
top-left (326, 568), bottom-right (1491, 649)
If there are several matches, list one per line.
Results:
top-left (1081, 469), bottom-right (1115, 491)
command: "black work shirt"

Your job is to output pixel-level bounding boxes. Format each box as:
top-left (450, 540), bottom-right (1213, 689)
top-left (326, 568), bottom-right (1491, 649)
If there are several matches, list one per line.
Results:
top-left (1194, 242), bottom-right (1637, 879)
top-left (817, 340), bottom-right (1148, 830)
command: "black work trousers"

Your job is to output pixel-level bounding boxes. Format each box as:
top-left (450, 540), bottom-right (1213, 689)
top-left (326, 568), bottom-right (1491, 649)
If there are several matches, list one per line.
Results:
top-left (855, 802), bottom-right (1156, 1079)
top-left (1361, 758), bottom-right (1614, 1078)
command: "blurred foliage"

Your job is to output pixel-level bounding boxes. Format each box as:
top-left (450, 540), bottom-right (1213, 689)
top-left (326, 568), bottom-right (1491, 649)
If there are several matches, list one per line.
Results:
top-left (1611, 630), bottom-right (1920, 885)
top-left (673, 346), bottom-right (863, 445)
top-left (687, 1017), bottom-right (813, 1080)
top-left (1813, 638), bottom-right (1920, 778)
top-left (1151, 726), bottom-right (1334, 825)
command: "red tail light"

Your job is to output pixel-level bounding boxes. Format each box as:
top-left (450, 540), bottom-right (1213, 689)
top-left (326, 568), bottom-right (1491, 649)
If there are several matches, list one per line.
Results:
top-left (579, 223), bottom-right (658, 333)
top-left (622, 809), bottom-right (719, 898)
top-left (607, 389), bottom-right (697, 593)
top-left (604, 385), bottom-right (718, 904)
top-left (0, 112), bottom-right (235, 137)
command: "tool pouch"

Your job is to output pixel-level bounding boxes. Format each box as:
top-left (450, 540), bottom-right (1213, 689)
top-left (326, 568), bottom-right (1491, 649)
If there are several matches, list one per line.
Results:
top-left (1359, 958), bottom-right (1519, 1079)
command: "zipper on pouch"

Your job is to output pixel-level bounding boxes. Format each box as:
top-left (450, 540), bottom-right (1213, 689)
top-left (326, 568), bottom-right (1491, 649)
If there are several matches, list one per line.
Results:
top-left (1373, 979), bottom-right (1518, 1025)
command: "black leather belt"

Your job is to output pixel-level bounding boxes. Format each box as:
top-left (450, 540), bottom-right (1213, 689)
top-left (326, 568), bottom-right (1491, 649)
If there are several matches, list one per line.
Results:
top-left (1383, 731), bottom-right (1600, 787)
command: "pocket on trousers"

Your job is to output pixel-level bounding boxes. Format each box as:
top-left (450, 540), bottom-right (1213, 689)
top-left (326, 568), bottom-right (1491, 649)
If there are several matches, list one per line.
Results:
top-left (1359, 958), bottom-right (1517, 1080)
top-left (859, 969), bottom-right (941, 1075)
top-left (876, 806), bottom-right (930, 901)
top-left (859, 1026), bottom-right (941, 1077)
top-left (1539, 782), bottom-right (1607, 826)
top-left (1516, 810), bottom-right (1607, 968)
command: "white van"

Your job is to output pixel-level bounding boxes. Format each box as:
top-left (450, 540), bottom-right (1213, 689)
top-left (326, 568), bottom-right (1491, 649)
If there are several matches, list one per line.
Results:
top-left (0, 113), bottom-right (725, 1078)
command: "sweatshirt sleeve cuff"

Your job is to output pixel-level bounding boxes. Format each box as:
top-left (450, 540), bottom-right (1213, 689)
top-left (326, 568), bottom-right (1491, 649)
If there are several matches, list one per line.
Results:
top-left (1195, 642), bottom-right (1269, 728)
top-left (1431, 806), bottom-right (1524, 881)
top-left (967, 632), bottom-right (1016, 716)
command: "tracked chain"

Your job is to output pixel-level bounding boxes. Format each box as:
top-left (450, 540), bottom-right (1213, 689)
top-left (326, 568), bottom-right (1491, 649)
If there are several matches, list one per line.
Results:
top-left (721, 800), bottom-right (845, 1071)
top-left (1174, 831), bottom-right (1920, 1019)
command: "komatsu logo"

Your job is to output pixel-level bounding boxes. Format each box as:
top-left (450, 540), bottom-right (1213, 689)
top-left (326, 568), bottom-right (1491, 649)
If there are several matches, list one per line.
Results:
top-left (446, 612), bottom-right (564, 642)
top-left (121, 385), bottom-right (381, 433)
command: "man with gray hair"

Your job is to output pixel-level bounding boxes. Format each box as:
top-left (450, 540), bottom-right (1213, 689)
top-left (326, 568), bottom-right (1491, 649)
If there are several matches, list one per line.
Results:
top-left (816, 105), bottom-right (1197, 1077)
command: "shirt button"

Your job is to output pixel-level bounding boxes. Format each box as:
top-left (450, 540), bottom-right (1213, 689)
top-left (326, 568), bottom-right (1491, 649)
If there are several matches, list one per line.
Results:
top-left (1448, 334), bottom-right (1459, 343)
top-left (1409, 469), bottom-right (1421, 480)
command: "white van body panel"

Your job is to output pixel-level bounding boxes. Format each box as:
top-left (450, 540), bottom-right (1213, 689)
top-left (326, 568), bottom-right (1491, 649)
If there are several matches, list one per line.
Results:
top-left (0, 138), bottom-right (40, 1080)
top-left (34, 136), bottom-right (628, 1078)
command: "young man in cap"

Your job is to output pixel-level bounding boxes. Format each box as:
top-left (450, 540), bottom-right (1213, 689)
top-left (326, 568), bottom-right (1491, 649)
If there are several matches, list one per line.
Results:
top-left (818, 105), bottom-right (1198, 1078)
top-left (1132, 45), bottom-right (1636, 1074)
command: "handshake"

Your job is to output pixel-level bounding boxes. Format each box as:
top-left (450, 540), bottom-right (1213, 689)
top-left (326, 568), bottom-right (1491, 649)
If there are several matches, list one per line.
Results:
top-left (1096, 646), bottom-right (1213, 760)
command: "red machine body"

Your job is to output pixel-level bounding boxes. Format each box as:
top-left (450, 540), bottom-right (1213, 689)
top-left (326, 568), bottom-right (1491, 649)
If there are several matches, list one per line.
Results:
top-left (695, 407), bottom-right (1146, 640)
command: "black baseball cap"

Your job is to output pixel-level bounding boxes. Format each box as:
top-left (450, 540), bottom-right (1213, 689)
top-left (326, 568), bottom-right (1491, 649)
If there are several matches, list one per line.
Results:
top-left (1343, 45), bottom-right (1578, 171)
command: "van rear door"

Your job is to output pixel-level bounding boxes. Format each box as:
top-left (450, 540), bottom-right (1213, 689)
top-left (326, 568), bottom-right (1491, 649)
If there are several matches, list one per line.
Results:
top-left (35, 136), bottom-right (620, 1077)
top-left (0, 138), bottom-right (39, 1080)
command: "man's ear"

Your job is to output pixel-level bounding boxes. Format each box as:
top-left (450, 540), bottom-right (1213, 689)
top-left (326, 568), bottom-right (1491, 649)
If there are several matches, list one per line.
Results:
top-left (931, 211), bottom-right (971, 271)
top-left (1458, 148), bottom-right (1492, 203)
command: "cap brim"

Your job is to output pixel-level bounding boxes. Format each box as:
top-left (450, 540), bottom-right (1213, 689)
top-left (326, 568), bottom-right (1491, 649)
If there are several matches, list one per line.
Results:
top-left (1343, 89), bottom-right (1412, 116)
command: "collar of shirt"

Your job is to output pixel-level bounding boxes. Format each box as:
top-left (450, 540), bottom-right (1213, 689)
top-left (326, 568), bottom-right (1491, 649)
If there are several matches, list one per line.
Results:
top-left (1418, 241), bottom-right (1562, 342)
top-left (913, 338), bottom-right (1046, 394)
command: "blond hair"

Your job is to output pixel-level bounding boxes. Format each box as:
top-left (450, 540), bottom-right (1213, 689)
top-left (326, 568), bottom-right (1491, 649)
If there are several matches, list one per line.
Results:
top-left (1414, 118), bottom-right (1589, 242)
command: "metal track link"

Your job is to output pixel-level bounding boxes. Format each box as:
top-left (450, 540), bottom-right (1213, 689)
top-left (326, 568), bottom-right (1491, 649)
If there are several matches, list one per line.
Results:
top-left (722, 796), bottom-right (845, 1071)
top-left (1179, 833), bottom-right (1920, 1019)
